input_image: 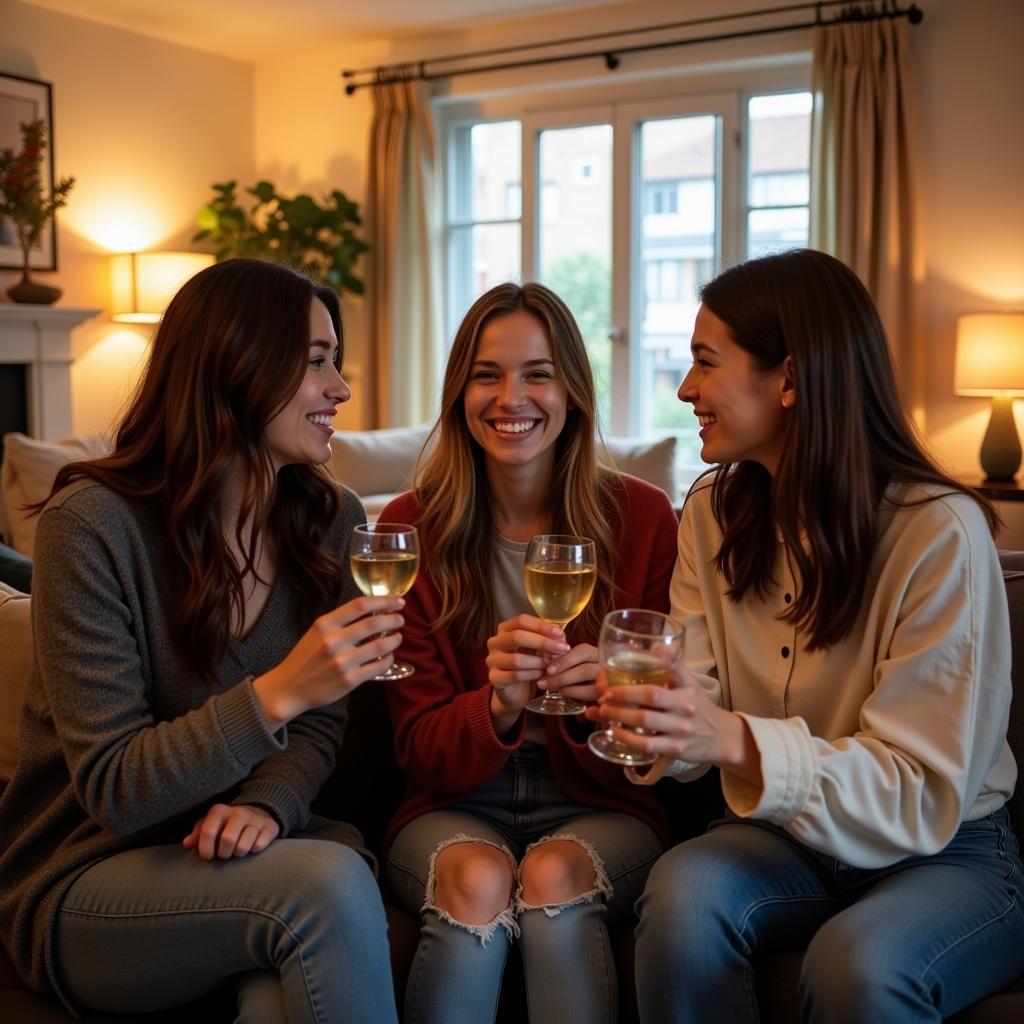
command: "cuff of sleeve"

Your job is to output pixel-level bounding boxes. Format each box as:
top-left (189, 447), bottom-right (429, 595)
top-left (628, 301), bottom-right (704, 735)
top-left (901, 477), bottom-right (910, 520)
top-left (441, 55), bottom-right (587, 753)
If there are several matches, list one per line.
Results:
top-left (235, 778), bottom-right (308, 836)
top-left (214, 677), bottom-right (286, 768)
top-left (722, 714), bottom-right (814, 822)
top-left (467, 686), bottom-right (526, 752)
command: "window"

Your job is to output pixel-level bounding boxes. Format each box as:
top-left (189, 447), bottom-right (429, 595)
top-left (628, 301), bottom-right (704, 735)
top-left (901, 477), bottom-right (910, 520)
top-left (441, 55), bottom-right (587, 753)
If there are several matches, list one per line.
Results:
top-left (442, 83), bottom-right (811, 490)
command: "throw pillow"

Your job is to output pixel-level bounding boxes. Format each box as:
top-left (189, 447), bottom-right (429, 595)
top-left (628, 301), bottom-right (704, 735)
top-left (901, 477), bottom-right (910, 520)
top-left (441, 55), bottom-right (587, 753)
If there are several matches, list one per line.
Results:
top-left (605, 434), bottom-right (679, 501)
top-left (0, 582), bottom-right (30, 781)
top-left (328, 424), bottom-right (432, 500)
top-left (1, 433), bottom-right (110, 557)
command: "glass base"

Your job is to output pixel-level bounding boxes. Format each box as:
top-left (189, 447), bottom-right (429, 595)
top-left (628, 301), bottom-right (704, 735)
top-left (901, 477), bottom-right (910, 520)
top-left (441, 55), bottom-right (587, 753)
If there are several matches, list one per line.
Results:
top-left (372, 659), bottom-right (415, 681)
top-left (526, 692), bottom-right (587, 716)
top-left (587, 729), bottom-right (657, 765)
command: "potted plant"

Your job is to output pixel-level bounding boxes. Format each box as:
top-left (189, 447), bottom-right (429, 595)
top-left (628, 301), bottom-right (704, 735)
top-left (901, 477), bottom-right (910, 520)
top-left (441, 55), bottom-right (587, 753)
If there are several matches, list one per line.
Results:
top-left (0, 119), bottom-right (74, 304)
top-left (193, 180), bottom-right (370, 296)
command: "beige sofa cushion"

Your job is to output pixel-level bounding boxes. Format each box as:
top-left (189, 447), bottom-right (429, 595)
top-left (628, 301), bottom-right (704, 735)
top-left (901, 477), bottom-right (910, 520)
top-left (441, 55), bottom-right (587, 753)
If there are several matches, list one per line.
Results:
top-left (328, 425), bottom-right (432, 504)
top-left (1, 432), bottom-right (110, 557)
top-left (0, 582), bottom-right (30, 781)
top-left (605, 434), bottom-right (678, 500)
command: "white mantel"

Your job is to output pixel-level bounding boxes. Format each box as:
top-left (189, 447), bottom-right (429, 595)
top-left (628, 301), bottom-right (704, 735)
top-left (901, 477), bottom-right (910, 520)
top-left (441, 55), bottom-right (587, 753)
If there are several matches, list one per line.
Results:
top-left (0, 304), bottom-right (100, 440)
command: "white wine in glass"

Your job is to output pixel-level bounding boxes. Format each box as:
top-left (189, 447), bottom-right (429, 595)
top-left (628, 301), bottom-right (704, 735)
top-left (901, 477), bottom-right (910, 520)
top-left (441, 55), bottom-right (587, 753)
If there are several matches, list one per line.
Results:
top-left (524, 534), bottom-right (597, 716)
top-left (350, 524), bottom-right (419, 680)
top-left (587, 608), bottom-right (684, 765)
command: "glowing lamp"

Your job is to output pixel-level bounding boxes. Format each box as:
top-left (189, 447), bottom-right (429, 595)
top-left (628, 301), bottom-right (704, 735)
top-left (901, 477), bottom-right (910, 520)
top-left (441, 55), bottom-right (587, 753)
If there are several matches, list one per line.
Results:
top-left (111, 251), bottom-right (214, 324)
top-left (954, 313), bottom-right (1024, 481)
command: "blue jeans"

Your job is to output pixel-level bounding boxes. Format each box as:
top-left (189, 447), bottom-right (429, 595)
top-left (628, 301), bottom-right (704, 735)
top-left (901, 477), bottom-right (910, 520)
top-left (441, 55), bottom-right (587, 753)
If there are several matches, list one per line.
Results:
top-left (387, 743), bottom-right (662, 1024)
top-left (635, 810), bottom-right (1024, 1023)
top-left (54, 838), bottom-right (398, 1024)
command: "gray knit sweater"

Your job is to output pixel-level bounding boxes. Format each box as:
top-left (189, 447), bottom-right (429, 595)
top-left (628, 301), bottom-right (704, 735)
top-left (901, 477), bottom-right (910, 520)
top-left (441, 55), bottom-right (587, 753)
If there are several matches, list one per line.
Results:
top-left (0, 479), bottom-right (368, 1004)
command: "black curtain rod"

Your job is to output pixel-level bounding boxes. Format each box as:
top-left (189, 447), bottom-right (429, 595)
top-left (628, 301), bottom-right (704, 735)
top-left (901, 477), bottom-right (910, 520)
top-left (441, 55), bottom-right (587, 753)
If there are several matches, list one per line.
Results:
top-left (341, 0), bottom-right (923, 95)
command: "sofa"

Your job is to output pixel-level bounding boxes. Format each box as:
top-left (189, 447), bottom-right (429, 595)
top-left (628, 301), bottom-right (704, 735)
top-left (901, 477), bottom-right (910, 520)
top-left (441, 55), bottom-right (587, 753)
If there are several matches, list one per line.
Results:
top-left (1, 429), bottom-right (1023, 1021)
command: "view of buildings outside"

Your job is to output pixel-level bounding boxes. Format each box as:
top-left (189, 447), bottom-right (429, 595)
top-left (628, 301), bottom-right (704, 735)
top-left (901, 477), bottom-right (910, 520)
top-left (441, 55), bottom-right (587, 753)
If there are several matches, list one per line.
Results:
top-left (446, 92), bottom-right (811, 462)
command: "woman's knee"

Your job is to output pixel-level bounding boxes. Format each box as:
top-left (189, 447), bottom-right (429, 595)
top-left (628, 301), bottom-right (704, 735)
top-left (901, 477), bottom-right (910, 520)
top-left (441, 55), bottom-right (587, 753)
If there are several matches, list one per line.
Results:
top-left (519, 839), bottom-right (598, 906)
top-left (432, 841), bottom-right (515, 924)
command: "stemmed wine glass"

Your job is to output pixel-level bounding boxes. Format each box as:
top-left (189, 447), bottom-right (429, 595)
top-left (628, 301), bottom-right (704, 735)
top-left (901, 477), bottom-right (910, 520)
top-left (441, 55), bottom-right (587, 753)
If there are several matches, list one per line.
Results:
top-left (587, 608), bottom-right (684, 765)
top-left (523, 534), bottom-right (597, 716)
top-left (349, 523), bottom-right (420, 680)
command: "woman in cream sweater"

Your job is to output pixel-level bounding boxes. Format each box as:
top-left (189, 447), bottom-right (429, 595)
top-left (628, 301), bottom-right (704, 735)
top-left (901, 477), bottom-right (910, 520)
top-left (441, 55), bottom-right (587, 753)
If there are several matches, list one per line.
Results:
top-left (590, 249), bottom-right (1024, 1022)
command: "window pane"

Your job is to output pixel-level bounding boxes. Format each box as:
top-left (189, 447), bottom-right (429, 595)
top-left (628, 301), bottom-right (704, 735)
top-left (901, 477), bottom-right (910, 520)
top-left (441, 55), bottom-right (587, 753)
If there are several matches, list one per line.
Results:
top-left (637, 115), bottom-right (717, 462)
top-left (451, 121), bottom-right (522, 222)
top-left (537, 124), bottom-right (613, 431)
top-left (448, 223), bottom-right (522, 335)
top-left (746, 92), bottom-right (811, 261)
top-left (747, 206), bottom-right (809, 258)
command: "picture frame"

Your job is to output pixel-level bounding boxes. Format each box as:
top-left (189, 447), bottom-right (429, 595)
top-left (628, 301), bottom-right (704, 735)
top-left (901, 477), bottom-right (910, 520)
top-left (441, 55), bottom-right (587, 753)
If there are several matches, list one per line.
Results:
top-left (0, 72), bottom-right (57, 271)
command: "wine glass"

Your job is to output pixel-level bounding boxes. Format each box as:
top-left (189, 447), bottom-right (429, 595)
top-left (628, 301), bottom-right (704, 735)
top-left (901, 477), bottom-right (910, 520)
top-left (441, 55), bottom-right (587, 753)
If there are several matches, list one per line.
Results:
top-left (587, 608), bottom-right (684, 765)
top-left (349, 523), bottom-right (420, 680)
top-left (523, 534), bottom-right (597, 716)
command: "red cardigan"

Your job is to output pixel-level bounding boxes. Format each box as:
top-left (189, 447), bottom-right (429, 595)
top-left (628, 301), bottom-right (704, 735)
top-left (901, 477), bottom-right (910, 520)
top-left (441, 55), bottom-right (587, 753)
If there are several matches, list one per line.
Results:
top-left (379, 474), bottom-right (680, 852)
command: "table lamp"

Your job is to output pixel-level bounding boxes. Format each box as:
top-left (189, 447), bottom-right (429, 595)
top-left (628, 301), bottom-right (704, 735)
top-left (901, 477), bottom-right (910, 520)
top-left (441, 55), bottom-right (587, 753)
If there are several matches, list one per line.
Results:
top-left (954, 312), bottom-right (1024, 482)
top-left (111, 251), bottom-right (214, 324)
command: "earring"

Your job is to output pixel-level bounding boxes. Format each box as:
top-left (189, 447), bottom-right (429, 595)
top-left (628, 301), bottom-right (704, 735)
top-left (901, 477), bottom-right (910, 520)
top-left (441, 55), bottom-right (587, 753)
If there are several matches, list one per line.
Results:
top-left (781, 396), bottom-right (793, 408)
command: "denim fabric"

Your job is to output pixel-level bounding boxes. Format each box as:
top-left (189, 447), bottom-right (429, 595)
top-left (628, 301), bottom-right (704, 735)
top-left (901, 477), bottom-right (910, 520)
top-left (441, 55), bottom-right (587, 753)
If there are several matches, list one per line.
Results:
top-left (387, 743), bottom-right (662, 1024)
top-left (54, 839), bottom-right (397, 1024)
top-left (635, 810), bottom-right (1024, 1023)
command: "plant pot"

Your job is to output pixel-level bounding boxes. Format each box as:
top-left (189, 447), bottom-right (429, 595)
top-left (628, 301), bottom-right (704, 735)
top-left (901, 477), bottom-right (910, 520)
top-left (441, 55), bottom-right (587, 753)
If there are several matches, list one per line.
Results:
top-left (6, 269), bottom-right (62, 305)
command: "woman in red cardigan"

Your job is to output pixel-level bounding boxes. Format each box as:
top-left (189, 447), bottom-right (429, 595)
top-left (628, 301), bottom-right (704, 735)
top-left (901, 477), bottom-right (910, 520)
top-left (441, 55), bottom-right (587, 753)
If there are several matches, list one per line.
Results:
top-left (378, 282), bottom-right (679, 1024)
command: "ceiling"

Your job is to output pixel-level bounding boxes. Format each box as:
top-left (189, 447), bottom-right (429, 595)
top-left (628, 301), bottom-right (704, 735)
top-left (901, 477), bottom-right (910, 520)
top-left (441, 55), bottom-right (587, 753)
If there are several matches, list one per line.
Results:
top-left (19, 0), bottom-right (606, 62)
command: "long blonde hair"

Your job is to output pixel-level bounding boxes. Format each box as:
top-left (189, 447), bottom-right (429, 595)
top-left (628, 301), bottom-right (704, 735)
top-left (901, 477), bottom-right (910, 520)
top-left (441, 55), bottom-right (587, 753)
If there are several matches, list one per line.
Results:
top-left (416, 282), bottom-right (620, 648)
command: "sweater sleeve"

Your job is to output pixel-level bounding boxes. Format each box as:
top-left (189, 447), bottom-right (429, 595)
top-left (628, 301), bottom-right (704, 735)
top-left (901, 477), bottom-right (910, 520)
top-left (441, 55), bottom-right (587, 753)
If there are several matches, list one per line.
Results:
top-left (381, 494), bottom-right (524, 797)
top-left (722, 500), bottom-right (1014, 867)
top-left (233, 489), bottom-right (366, 834)
top-left (32, 504), bottom-right (285, 838)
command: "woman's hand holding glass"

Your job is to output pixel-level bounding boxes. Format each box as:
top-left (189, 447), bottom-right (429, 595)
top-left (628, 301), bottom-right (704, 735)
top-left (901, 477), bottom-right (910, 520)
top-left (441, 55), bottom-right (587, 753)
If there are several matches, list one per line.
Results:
top-left (486, 615), bottom-right (601, 727)
top-left (587, 654), bottom-right (761, 782)
top-left (252, 594), bottom-right (405, 731)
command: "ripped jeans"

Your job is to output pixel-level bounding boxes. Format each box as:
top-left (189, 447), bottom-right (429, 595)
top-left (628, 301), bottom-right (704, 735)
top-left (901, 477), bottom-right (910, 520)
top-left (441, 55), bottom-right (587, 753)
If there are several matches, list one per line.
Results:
top-left (386, 743), bottom-right (662, 1024)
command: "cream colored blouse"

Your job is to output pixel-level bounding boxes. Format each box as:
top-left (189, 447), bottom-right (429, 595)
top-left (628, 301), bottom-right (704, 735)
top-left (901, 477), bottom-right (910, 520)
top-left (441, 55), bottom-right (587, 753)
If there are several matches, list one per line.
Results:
top-left (641, 479), bottom-right (1017, 869)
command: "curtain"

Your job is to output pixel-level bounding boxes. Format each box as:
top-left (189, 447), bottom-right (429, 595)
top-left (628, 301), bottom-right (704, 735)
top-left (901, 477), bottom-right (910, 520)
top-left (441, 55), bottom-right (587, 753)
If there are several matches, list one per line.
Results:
top-left (810, 15), bottom-right (925, 425)
top-left (365, 79), bottom-right (443, 428)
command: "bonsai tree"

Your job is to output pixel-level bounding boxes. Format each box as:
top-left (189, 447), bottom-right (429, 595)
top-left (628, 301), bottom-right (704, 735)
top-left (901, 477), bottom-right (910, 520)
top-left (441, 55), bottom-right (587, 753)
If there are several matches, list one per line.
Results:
top-left (194, 180), bottom-right (370, 295)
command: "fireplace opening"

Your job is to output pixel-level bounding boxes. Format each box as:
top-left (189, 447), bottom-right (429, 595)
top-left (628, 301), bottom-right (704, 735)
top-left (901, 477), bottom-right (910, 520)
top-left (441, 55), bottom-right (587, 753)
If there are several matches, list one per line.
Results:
top-left (0, 363), bottom-right (28, 467)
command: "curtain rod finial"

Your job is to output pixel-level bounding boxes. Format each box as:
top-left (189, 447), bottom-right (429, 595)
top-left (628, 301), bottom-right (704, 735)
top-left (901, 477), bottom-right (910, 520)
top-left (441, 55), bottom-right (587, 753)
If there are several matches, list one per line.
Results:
top-left (604, 52), bottom-right (620, 70)
top-left (908, 4), bottom-right (924, 24)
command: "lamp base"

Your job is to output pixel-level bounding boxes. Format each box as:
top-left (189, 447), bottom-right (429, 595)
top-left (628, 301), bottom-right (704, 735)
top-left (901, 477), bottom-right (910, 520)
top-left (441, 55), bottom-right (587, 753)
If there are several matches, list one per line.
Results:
top-left (980, 396), bottom-right (1022, 483)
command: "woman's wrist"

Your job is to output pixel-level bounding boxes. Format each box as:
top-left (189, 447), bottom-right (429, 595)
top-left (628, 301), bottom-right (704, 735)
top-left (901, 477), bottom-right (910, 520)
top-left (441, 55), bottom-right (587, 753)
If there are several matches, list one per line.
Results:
top-left (251, 669), bottom-right (301, 733)
top-left (716, 709), bottom-right (763, 788)
top-left (489, 688), bottom-right (522, 738)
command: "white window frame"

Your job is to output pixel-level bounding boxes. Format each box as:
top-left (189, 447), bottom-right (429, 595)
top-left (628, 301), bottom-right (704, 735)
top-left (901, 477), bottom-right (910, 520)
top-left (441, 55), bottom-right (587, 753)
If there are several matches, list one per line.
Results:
top-left (435, 62), bottom-right (811, 441)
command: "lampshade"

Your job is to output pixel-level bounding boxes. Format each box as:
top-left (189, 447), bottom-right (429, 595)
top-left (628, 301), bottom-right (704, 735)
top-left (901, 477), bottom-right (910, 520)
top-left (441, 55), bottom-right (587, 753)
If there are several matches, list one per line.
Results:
top-left (110, 251), bottom-right (214, 324)
top-left (953, 313), bottom-right (1024, 396)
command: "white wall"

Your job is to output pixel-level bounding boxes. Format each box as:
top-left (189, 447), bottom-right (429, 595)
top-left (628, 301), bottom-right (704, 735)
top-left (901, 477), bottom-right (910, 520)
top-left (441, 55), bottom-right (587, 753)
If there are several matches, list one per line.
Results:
top-left (0, 0), bottom-right (255, 435)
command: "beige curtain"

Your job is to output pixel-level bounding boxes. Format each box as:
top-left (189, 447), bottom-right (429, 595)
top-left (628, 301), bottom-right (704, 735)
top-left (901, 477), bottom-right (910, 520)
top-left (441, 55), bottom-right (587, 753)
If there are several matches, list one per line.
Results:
top-left (810, 16), bottom-right (925, 425)
top-left (365, 79), bottom-right (443, 428)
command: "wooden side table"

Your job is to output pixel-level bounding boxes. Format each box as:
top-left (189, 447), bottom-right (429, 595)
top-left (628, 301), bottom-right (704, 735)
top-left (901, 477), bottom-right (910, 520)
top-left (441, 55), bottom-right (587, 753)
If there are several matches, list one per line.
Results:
top-left (960, 478), bottom-right (1024, 549)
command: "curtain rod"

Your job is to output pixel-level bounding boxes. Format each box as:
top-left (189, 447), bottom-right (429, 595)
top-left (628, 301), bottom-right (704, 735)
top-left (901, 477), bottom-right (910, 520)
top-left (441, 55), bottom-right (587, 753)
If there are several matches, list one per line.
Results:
top-left (341, 0), bottom-right (923, 95)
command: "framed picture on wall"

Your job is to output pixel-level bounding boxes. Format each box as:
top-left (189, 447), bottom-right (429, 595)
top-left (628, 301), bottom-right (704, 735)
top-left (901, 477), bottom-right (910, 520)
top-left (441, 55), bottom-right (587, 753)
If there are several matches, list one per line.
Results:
top-left (0, 72), bottom-right (57, 271)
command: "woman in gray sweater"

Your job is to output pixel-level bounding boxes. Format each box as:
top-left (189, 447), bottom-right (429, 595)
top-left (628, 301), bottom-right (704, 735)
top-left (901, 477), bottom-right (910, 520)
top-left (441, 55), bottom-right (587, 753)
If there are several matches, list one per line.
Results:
top-left (0, 259), bottom-right (403, 1023)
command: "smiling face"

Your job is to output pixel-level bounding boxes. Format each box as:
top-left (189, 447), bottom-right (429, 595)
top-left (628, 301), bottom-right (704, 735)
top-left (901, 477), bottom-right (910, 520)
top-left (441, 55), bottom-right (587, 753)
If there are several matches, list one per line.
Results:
top-left (263, 297), bottom-right (351, 472)
top-left (678, 303), bottom-right (792, 474)
top-left (463, 309), bottom-right (569, 480)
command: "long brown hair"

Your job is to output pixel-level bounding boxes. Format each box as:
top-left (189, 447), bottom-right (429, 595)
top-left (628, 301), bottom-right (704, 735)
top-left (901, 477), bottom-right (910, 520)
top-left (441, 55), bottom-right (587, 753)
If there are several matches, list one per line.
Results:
top-left (39, 258), bottom-right (346, 677)
top-left (415, 282), bottom-right (620, 647)
top-left (698, 249), bottom-right (997, 651)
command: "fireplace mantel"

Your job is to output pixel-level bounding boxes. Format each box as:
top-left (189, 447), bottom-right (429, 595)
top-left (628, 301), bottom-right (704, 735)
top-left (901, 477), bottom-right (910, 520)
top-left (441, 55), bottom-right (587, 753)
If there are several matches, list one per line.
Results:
top-left (0, 304), bottom-right (101, 440)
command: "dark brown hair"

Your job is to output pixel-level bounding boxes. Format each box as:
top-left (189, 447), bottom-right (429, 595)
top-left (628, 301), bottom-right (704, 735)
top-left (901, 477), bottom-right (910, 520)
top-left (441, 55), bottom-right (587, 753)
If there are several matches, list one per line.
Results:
top-left (698, 249), bottom-right (997, 650)
top-left (415, 281), bottom-right (620, 647)
top-left (39, 258), bottom-right (346, 677)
